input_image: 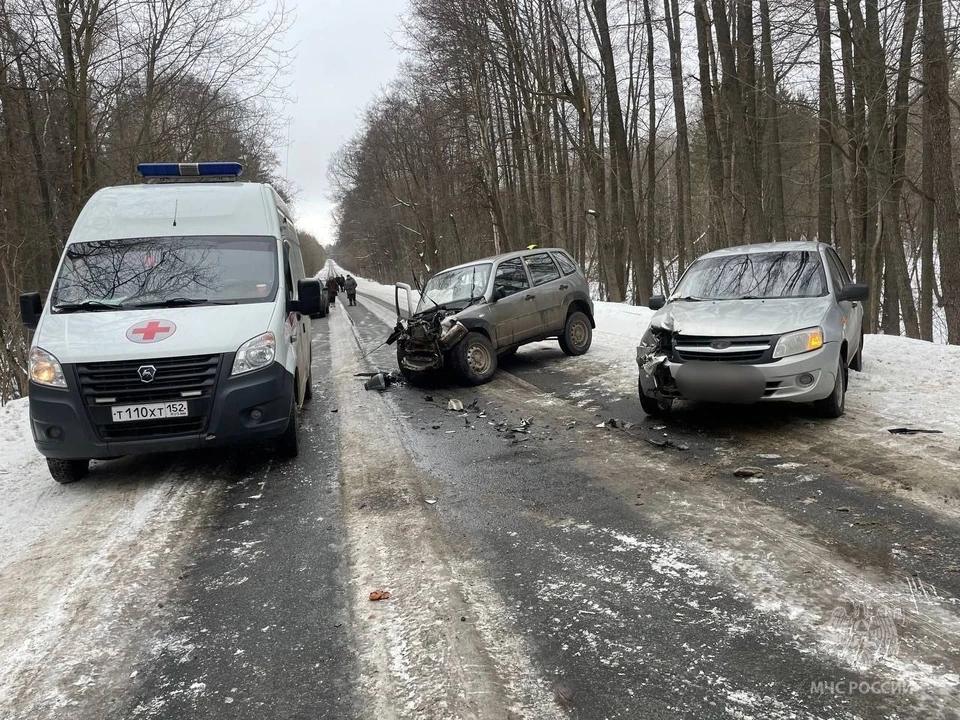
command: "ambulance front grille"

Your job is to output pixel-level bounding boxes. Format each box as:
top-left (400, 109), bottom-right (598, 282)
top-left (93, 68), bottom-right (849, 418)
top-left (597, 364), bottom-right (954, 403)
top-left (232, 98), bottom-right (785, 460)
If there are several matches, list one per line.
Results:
top-left (76, 354), bottom-right (221, 405)
top-left (75, 354), bottom-right (222, 442)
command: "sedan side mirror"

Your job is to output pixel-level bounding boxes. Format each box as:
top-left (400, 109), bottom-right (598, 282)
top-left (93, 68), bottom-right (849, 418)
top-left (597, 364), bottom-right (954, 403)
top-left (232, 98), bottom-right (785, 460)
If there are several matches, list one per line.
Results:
top-left (648, 295), bottom-right (666, 311)
top-left (20, 292), bottom-right (42, 331)
top-left (295, 278), bottom-right (322, 316)
top-left (836, 283), bottom-right (869, 303)
top-left (492, 286), bottom-right (509, 302)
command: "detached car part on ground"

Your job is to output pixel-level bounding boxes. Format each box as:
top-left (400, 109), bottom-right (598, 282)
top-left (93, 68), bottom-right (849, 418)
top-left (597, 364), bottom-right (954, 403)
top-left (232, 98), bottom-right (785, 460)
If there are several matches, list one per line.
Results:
top-left (637, 242), bottom-right (869, 419)
top-left (387, 249), bottom-right (594, 385)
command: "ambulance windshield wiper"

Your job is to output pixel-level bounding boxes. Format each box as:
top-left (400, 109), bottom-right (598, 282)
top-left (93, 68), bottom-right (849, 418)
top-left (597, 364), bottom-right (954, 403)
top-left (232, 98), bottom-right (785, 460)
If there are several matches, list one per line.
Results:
top-left (53, 300), bottom-right (125, 313)
top-left (129, 297), bottom-right (238, 308)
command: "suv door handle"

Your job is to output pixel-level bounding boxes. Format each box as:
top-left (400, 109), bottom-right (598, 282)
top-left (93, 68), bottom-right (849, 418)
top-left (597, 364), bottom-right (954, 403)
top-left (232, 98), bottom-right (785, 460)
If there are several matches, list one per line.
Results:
top-left (559, 284), bottom-right (569, 290)
top-left (525, 294), bottom-right (535, 301)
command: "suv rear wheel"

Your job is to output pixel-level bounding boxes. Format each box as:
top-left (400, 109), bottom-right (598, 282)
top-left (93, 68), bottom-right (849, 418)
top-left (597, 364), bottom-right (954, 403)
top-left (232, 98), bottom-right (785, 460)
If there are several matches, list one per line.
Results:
top-left (559, 311), bottom-right (592, 356)
top-left (451, 332), bottom-right (497, 385)
top-left (47, 458), bottom-right (90, 484)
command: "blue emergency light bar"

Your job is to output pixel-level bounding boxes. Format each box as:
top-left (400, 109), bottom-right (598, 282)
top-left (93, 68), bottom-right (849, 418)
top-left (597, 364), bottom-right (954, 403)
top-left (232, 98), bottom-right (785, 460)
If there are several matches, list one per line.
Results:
top-left (136, 162), bottom-right (243, 178)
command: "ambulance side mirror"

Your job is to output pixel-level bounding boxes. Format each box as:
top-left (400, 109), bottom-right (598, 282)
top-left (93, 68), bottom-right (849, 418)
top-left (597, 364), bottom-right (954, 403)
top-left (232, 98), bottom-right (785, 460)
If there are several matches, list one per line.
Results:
top-left (20, 292), bottom-right (42, 331)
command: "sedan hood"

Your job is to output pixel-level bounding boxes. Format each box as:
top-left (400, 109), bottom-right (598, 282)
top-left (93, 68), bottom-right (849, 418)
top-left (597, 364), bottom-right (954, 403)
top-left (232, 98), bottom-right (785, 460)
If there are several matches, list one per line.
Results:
top-left (649, 297), bottom-right (832, 337)
top-left (35, 303), bottom-right (279, 364)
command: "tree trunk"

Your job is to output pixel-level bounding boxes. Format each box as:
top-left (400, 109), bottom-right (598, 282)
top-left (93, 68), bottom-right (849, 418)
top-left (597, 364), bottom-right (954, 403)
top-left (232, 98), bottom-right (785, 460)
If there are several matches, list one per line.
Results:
top-left (923, 0), bottom-right (960, 342)
top-left (815, 0), bottom-right (833, 244)
top-left (758, 0), bottom-right (785, 242)
top-left (711, 0), bottom-right (762, 243)
top-left (695, 0), bottom-right (727, 248)
top-left (644, 0), bottom-right (658, 293)
top-left (664, 0), bottom-right (692, 271)
top-left (591, 0), bottom-right (644, 302)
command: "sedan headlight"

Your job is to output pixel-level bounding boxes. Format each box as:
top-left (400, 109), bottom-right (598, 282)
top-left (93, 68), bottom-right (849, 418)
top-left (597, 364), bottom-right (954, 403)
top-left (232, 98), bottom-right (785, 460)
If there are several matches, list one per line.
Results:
top-left (773, 327), bottom-right (824, 359)
top-left (232, 332), bottom-right (276, 375)
top-left (30, 347), bottom-right (67, 388)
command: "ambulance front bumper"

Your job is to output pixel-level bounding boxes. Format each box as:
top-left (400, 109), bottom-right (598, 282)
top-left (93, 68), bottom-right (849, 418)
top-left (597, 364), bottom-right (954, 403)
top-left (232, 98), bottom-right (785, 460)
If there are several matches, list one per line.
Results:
top-left (28, 357), bottom-right (295, 460)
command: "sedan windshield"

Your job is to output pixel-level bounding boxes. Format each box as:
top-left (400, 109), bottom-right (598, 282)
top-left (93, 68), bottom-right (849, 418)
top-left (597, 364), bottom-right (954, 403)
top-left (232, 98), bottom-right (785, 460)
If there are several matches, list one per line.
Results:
top-left (674, 251), bottom-right (827, 300)
top-left (51, 236), bottom-right (279, 312)
top-left (417, 263), bottom-right (492, 313)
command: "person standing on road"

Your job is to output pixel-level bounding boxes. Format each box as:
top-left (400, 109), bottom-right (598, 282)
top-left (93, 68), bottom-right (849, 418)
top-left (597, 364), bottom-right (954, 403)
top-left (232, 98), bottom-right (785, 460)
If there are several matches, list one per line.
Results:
top-left (325, 275), bottom-right (339, 307)
top-left (344, 275), bottom-right (358, 306)
top-left (337, 275), bottom-right (345, 291)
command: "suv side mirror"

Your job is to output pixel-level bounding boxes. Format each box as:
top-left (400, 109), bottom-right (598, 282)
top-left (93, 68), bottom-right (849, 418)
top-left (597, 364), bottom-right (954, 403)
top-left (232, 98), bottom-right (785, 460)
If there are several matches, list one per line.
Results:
top-left (395, 282), bottom-right (413, 319)
top-left (836, 283), bottom-right (869, 303)
top-left (648, 295), bottom-right (666, 311)
top-left (295, 278), bottom-right (322, 316)
top-left (20, 292), bottom-right (42, 330)
top-left (492, 286), bottom-right (509, 302)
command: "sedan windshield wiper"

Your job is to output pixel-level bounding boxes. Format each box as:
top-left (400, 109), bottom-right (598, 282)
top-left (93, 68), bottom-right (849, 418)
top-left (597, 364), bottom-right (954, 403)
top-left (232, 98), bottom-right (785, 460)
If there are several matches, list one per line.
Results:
top-left (128, 297), bottom-right (237, 308)
top-left (672, 295), bottom-right (705, 302)
top-left (53, 300), bottom-right (124, 313)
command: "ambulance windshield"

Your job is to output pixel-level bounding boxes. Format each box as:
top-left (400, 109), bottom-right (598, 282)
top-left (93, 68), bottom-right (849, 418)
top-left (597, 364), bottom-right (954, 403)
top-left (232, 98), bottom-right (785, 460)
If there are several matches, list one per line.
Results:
top-left (50, 236), bottom-right (279, 312)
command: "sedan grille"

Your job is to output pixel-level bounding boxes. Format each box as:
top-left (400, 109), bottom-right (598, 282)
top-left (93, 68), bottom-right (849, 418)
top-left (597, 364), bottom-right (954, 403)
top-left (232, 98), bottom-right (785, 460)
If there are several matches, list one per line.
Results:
top-left (673, 335), bottom-right (776, 364)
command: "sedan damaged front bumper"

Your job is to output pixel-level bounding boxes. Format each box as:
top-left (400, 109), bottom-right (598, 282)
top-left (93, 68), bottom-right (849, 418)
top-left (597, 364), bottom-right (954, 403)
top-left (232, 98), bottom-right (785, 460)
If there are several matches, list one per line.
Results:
top-left (637, 342), bottom-right (841, 405)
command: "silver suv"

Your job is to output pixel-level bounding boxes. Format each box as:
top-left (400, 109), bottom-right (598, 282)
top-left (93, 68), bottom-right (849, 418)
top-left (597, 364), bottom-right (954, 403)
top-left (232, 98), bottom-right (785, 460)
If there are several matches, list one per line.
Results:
top-left (637, 242), bottom-right (869, 418)
top-left (389, 249), bottom-right (594, 384)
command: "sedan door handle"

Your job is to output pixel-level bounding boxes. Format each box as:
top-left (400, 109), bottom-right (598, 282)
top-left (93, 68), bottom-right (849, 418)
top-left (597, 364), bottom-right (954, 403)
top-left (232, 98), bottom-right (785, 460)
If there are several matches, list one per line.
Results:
top-left (559, 284), bottom-right (569, 290)
top-left (525, 294), bottom-right (536, 301)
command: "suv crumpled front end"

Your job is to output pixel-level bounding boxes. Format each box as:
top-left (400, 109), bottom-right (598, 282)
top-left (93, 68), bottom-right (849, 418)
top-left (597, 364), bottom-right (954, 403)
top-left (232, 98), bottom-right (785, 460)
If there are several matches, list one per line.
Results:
top-left (389, 309), bottom-right (468, 373)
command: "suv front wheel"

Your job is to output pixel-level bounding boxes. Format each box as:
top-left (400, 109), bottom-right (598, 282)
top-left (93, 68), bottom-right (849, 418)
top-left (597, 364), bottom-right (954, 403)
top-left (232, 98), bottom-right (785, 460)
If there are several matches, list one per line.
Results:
top-left (559, 311), bottom-right (592, 356)
top-left (451, 332), bottom-right (497, 385)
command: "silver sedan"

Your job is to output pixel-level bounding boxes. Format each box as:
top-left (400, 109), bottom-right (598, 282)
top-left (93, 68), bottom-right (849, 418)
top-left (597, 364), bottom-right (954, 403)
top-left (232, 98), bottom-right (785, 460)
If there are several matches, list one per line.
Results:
top-left (637, 242), bottom-right (869, 418)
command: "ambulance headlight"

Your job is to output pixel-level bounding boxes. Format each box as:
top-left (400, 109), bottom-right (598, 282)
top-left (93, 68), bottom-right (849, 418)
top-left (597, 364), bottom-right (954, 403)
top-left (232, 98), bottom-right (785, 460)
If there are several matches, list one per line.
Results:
top-left (232, 332), bottom-right (276, 375)
top-left (30, 347), bottom-right (67, 388)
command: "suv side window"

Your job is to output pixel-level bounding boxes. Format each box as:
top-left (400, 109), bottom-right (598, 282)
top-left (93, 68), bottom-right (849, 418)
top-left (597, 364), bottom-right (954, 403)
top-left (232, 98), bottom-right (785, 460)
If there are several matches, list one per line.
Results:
top-left (525, 252), bottom-right (561, 286)
top-left (493, 258), bottom-right (530, 297)
top-left (552, 251), bottom-right (579, 276)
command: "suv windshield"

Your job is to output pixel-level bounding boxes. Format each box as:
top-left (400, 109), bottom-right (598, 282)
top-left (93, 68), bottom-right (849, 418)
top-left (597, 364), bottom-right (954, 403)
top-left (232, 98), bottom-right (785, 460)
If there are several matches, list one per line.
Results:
top-left (51, 236), bottom-right (279, 312)
top-left (417, 263), bottom-right (492, 313)
top-left (674, 250), bottom-right (827, 300)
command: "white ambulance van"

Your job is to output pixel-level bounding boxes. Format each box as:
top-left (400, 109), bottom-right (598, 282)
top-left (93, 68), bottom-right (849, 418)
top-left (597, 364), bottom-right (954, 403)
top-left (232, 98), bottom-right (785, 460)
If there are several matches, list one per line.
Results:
top-left (19, 162), bottom-right (323, 484)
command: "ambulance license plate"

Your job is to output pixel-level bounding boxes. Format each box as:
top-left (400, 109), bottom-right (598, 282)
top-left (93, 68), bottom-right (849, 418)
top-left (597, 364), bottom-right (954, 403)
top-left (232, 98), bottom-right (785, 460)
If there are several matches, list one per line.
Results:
top-left (111, 401), bottom-right (189, 423)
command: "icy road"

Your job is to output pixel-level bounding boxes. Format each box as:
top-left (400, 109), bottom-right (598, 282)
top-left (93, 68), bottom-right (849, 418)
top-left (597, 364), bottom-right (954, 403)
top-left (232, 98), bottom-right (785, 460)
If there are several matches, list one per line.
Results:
top-left (1, 284), bottom-right (959, 719)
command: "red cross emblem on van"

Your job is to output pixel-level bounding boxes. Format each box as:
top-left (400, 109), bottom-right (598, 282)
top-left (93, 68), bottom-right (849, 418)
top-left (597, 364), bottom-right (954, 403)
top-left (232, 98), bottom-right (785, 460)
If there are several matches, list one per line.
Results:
top-left (126, 319), bottom-right (177, 343)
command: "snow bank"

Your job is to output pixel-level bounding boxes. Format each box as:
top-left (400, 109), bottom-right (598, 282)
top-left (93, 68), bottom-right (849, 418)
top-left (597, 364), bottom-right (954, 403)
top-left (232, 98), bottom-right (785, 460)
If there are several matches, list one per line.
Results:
top-left (849, 334), bottom-right (960, 434)
top-left (0, 398), bottom-right (42, 495)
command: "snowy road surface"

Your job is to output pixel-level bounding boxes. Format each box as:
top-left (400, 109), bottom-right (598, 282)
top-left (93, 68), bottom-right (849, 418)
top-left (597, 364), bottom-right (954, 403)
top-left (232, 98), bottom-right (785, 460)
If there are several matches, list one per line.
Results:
top-left (1, 277), bottom-right (959, 719)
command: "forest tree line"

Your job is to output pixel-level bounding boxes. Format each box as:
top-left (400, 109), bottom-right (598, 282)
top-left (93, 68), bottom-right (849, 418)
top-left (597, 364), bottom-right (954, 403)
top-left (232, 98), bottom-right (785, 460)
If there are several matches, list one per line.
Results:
top-left (0, 0), bottom-right (296, 402)
top-left (329, 0), bottom-right (960, 346)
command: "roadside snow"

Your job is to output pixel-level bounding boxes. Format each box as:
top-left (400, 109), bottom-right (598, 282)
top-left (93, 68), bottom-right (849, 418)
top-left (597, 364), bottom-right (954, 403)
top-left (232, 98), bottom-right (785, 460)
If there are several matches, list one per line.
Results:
top-left (848, 334), bottom-right (960, 435)
top-left (0, 399), bottom-right (52, 557)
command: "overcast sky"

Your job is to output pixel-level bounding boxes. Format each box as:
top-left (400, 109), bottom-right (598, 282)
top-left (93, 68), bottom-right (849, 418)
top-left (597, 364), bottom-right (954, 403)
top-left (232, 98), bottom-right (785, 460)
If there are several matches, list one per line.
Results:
top-left (282, 0), bottom-right (408, 245)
